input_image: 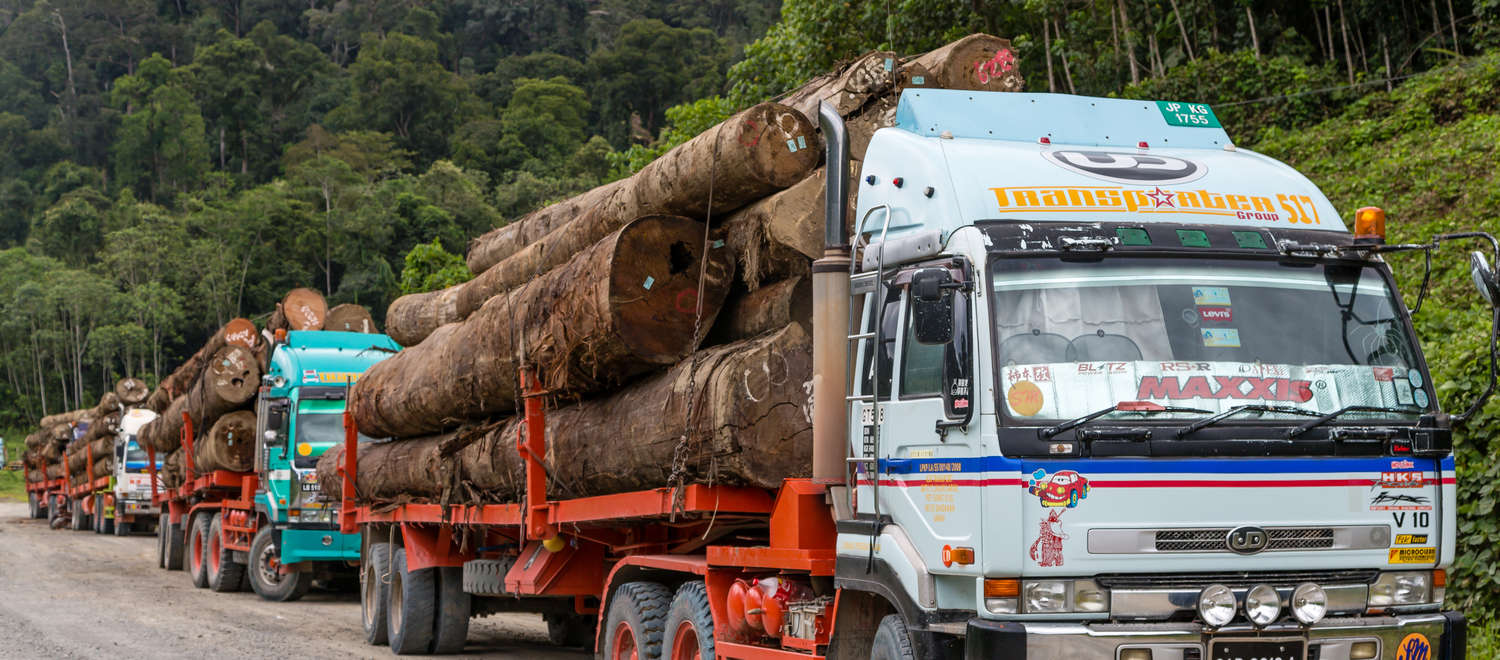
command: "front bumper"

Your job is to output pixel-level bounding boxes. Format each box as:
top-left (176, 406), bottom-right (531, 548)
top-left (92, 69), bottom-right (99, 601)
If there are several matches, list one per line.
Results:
top-left (966, 611), bottom-right (1465, 659)
top-left (118, 499), bottom-right (155, 516)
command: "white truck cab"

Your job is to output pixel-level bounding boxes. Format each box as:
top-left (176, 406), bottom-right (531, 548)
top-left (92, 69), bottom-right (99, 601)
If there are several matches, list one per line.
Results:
top-left (112, 407), bottom-right (161, 534)
top-left (825, 91), bottom-right (1481, 660)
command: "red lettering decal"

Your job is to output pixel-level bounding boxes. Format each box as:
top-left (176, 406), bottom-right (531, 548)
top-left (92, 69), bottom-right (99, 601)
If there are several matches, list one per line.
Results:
top-left (1211, 376), bottom-right (1244, 399)
top-left (1198, 306), bottom-right (1232, 322)
top-left (1243, 377), bottom-right (1277, 400)
top-left (1373, 367), bottom-right (1394, 382)
top-left (1136, 376), bottom-right (1180, 399)
top-left (1288, 379), bottom-right (1314, 402)
top-left (1179, 376), bottom-right (1215, 399)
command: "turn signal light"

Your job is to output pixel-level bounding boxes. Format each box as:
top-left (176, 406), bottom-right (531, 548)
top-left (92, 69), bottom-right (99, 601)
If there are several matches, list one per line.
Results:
top-left (1354, 206), bottom-right (1386, 243)
top-left (984, 578), bottom-right (1020, 598)
top-left (1433, 568), bottom-right (1447, 587)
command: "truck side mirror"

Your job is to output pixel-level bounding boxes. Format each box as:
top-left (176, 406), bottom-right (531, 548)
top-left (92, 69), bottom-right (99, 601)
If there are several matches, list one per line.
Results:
top-left (264, 402), bottom-right (289, 446)
top-left (1471, 251), bottom-right (1499, 306)
top-left (911, 268), bottom-right (954, 345)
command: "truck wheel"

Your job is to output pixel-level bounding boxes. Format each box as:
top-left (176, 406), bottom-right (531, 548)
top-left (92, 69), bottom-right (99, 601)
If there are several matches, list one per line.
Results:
top-left (362, 541), bottom-right (391, 645)
top-left (189, 513), bottom-right (211, 588)
top-left (602, 581), bottom-right (672, 660)
top-left (91, 497), bottom-right (103, 533)
top-left (388, 546), bottom-right (436, 655)
top-left (69, 500), bottom-right (87, 531)
top-left (545, 613), bottom-right (596, 648)
top-left (47, 494), bottom-right (62, 526)
top-left (163, 514), bottom-right (185, 570)
top-left (869, 614), bottom-right (917, 660)
top-left (114, 519), bottom-right (129, 536)
top-left (249, 526), bottom-right (312, 602)
top-left (207, 514), bottom-right (246, 592)
top-left (661, 581), bottom-right (715, 660)
top-left (26, 491), bottom-right (37, 519)
top-left (157, 520), bottom-right (167, 568)
top-left (430, 566), bottom-right (471, 654)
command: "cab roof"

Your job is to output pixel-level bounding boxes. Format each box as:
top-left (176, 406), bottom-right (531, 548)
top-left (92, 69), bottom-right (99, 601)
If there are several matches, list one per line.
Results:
top-left (854, 91), bottom-right (1345, 242)
top-left (267, 330), bottom-right (400, 396)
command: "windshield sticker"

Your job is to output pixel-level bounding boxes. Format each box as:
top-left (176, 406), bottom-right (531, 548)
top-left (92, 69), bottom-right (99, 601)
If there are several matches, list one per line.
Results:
top-left (1201, 328), bottom-right (1241, 348)
top-left (1373, 367), bottom-right (1394, 382)
top-left (1137, 375), bottom-right (1313, 402)
top-left (1408, 369), bottom-right (1424, 387)
top-left (1370, 491), bottom-right (1432, 511)
top-left (988, 186), bottom-right (1321, 225)
top-left (1007, 381), bottom-right (1045, 416)
top-left (1413, 390), bottom-right (1430, 407)
top-left (1192, 286), bottom-right (1231, 305)
top-left (1198, 306), bottom-right (1232, 323)
top-left (1388, 547), bottom-right (1437, 565)
top-left (1394, 380), bottom-right (1414, 406)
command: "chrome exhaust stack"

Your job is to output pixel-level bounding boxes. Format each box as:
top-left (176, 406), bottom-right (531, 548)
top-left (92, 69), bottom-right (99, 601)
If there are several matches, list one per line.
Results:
top-left (812, 101), bottom-right (851, 486)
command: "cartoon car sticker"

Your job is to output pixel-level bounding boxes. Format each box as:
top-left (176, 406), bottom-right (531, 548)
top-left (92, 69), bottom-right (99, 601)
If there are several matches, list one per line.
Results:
top-left (1028, 469), bottom-right (1091, 508)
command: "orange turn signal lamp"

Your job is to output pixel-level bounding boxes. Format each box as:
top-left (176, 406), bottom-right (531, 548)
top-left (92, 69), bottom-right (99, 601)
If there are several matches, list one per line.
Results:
top-left (984, 578), bottom-right (1020, 598)
top-left (1354, 206), bottom-right (1386, 244)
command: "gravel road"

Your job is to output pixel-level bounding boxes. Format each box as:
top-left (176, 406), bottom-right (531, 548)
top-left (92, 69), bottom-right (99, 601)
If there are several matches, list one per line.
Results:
top-left (0, 502), bottom-right (590, 658)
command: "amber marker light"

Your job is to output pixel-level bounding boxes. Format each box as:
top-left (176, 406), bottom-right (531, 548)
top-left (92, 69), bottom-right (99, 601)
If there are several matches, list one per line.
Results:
top-left (1354, 206), bottom-right (1386, 244)
top-left (984, 578), bottom-right (1020, 598)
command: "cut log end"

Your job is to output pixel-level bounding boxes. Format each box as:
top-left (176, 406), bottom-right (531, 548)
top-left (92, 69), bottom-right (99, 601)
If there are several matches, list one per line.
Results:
top-left (327, 303), bottom-right (378, 333)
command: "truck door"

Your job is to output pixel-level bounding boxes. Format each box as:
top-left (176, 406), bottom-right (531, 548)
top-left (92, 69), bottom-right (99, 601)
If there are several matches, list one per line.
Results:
top-left (857, 262), bottom-right (982, 576)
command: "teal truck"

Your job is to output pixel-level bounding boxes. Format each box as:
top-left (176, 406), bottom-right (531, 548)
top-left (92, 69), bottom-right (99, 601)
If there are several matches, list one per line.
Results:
top-left (154, 329), bottom-right (399, 601)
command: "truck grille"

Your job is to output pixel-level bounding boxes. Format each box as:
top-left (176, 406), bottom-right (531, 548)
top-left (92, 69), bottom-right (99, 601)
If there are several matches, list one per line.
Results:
top-left (1096, 569), bottom-right (1380, 590)
top-left (1154, 527), bottom-right (1336, 552)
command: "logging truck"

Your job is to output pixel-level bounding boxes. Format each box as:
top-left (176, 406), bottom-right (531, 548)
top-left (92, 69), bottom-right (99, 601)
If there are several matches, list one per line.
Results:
top-left (336, 91), bottom-right (1488, 659)
top-left (151, 329), bottom-right (399, 600)
top-left (57, 408), bottom-right (161, 535)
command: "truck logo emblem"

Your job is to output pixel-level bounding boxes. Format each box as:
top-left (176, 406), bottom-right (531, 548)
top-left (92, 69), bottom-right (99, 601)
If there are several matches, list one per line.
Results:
top-left (1226, 526), bottom-right (1268, 554)
top-left (1043, 150), bottom-right (1206, 185)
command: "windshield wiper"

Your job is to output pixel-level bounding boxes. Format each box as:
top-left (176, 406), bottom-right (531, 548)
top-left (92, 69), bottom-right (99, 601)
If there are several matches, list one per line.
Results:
top-left (1174, 404), bottom-right (1324, 438)
top-left (1285, 404), bottom-right (1424, 438)
top-left (1043, 401), bottom-right (1211, 438)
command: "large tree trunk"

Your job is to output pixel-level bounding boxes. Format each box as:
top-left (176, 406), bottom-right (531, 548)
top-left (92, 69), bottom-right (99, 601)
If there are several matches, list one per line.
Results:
top-left (352, 216), bottom-right (734, 439)
top-left (326, 304), bottom-right (377, 333)
top-left (66, 411), bottom-right (120, 474)
top-left (141, 344), bottom-right (260, 453)
top-left (322, 323), bottom-right (811, 502)
top-left (707, 276), bottom-right (811, 345)
top-left (905, 33), bottom-right (1024, 92)
top-left (462, 102), bottom-right (819, 278)
top-left (144, 318), bottom-right (258, 413)
top-left (195, 410), bottom-right (256, 473)
top-left (115, 377), bottom-right (149, 405)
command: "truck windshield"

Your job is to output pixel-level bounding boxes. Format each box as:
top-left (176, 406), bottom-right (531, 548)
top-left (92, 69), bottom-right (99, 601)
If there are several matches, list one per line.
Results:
top-left (123, 439), bottom-right (154, 472)
top-left (991, 257), bottom-right (1429, 425)
top-left (293, 411), bottom-right (371, 469)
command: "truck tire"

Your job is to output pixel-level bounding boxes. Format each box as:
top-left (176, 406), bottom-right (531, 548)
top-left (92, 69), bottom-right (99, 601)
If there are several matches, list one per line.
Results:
top-left (189, 513), bottom-right (211, 588)
top-left (207, 513), bottom-right (246, 592)
top-left (869, 614), bottom-right (917, 660)
top-left (388, 546), bottom-right (436, 655)
top-left (157, 520), bottom-right (167, 568)
top-left (362, 541), bottom-right (391, 645)
top-left (47, 494), bottom-right (62, 526)
top-left (162, 514), bottom-right (185, 570)
top-left (26, 491), bottom-right (37, 518)
top-left (114, 518), bottom-right (130, 536)
top-left (430, 566), bottom-right (471, 654)
top-left (661, 581), bottom-right (716, 660)
top-left (92, 497), bottom-right (103, 533)
top-left (248, 526), bottom-right (311, 602)
top-left (601, 581), bottom-right (672, 660)
top-left (70, 499), bottom-right (87, 531)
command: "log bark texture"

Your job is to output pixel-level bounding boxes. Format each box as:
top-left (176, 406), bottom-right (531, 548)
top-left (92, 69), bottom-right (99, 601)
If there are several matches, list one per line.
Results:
top-left (196, 410), bottom-right (256, 473)
top-left (115, 377), bottom-right (149, 405)
top-left (463, 102), bottom-right (819, 277)
top-left (322, 323), bottom-right (812, 502)
top-left (326, 304), bottom-right (377, 333)
top-left (905, 33), bottom-right (1024, 92)
top-left (707, 276), bottom-right (812, 345)
top-left (141, 344), bottom-right (260, 452)
top-left (777, 50), bottom-right (900, 126)
top-left (353, 216), bottom-right (734, 438)
top-left (144, 318), bottom-right (257, 413)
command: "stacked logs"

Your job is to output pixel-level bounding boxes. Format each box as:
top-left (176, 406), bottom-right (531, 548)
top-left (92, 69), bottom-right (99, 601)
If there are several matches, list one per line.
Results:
top-left (24, 381), bottom-right (143, 484)
top-left (321, 34), bottom-right (1022, 507)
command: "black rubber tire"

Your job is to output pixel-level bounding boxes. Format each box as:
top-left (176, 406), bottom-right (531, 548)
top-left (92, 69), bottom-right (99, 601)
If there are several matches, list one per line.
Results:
top-left (26, 491), bottom-right (38, 519)
top-left (114, 519), bottom-right (129, 536)
top-left (163, 515), bottom-right (185, 571)
top-left (47, 494), bottom-right (62, 526)
top-left (248, 525), bottom-right (312, 602)
top-left (601, 581), bottom-right (672, 660)
top-left (661, 581), bottom-right (716, 660)
top-left (70, 500), bottom-right (87, 531)
top-left (869, 614), bottom-right (917, 660)
top-left (188, 513), bottom-right (211, 588)
top-left (544, 613), bottom-right (596, 649)
top-left (92, 497), bottom-right (104, 534)
top-left (362, 541), bottom-right (391, 645)
top-left (430, 566), bottom-right (471, 654)
top-left (388, 546), bottom-right (437, 655)
top-left (157, 517), bottom-right (167, 568)
top-left (208, 513), bottom-right (246, 592)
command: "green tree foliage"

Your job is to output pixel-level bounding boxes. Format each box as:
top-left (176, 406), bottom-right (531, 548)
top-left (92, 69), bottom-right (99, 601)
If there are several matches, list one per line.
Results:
top-left (588, 19), bottom-right (731, 146)
top-left (110, 54), bottom-right (210, 200)
top-left (331, 32), bottom-right (473, 166)
top-left (399, 238), bottom-right (471, 295)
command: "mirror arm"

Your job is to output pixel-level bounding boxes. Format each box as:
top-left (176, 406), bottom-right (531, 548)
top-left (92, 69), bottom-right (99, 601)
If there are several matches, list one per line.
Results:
top-left (1455, 304), bottom-right (1500, 426)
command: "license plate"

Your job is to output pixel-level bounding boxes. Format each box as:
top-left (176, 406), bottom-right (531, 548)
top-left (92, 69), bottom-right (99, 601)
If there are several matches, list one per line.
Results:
top-left (1210, 639), bottom-right (1305, 660)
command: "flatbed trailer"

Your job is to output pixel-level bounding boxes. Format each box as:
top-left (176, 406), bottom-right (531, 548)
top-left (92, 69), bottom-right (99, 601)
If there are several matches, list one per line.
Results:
top-left (62, 447), bottom-right (111, 533)
top-left (147, 414), bottom-right (260, 591)
top-left (24, 458), bottom-right (66, 522)
top-left (340, 371), bottom-right (842, 657)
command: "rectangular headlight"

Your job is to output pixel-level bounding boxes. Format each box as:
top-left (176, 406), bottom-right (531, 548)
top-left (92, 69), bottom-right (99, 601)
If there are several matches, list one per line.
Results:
top-left (1368, 571), bottom-right (1433, 606)
top-left (1022, 579), bottom-right (1109, 614)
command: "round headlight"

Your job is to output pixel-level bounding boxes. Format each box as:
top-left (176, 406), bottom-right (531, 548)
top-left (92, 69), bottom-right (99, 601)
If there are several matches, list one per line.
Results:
top-left (1291, 582), bottom-right (1328, 625)
top-left (1245, 583), bottom-right (1282, 626)
top-left (1198, 583), bottom-right (1237, 627)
